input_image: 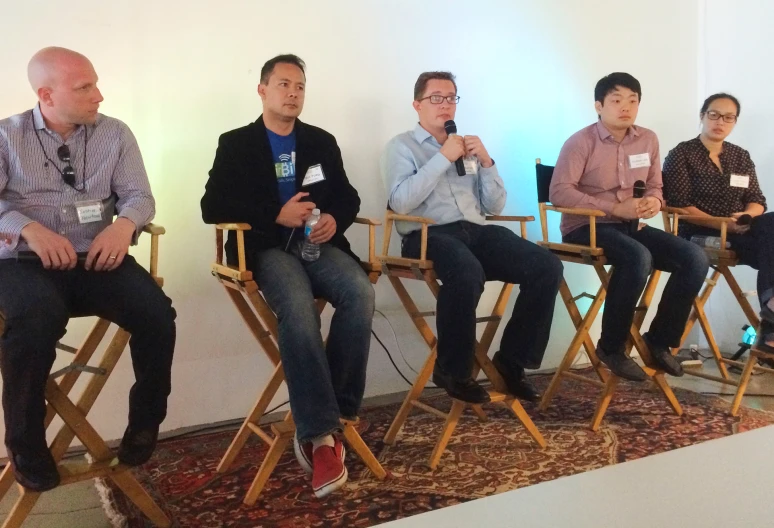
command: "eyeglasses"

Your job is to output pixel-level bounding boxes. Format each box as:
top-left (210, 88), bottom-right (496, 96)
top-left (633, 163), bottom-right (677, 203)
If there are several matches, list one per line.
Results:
top-left (418, 95), bottom-right (460, 104)
top-left (56, 145), bottom-right (77, 187)
top-left (705, 110), bottom-right (737, 123)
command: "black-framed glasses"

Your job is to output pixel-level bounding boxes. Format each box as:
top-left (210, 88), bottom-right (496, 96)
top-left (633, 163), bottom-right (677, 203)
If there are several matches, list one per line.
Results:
top-left (56, 145), bottom-right (77, 187)
top-left (418, 95), bottom-right (460, 104)
top-left (706, 110), bottom-right (737, 123)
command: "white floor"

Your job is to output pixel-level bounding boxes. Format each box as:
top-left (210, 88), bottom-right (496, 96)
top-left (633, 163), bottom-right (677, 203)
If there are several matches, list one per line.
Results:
top-left (382, 425), bottom-right (774, 528)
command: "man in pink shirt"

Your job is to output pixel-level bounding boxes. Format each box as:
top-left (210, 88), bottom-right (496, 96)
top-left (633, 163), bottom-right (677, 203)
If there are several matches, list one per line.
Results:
top-left (550, 72), bottom-right (709, 381)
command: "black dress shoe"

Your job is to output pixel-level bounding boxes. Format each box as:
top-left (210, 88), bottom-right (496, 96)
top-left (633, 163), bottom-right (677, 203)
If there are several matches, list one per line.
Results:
top-left (596, 347), bottom-right (647, 382)
top-left (118, 425), bottom-right (159, 466)
top-left (8, 448), bottom-right (60, 492)
top-left (432, 367), bottom-right (491, 404)
top-left (492, 352), bottom-right (541, 402)
top-left (643, 335), bottom-right (684, 377)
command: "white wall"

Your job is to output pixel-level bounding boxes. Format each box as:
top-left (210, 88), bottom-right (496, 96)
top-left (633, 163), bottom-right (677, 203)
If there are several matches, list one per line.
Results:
top-left (0, 0), bottom-right (703, 454)
top-left (697, 0), bottom-right (773, 350)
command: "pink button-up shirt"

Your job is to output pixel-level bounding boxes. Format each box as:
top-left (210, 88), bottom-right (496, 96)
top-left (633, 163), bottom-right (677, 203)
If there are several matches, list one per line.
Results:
top-left (549, 121), bottom-right (663, 237)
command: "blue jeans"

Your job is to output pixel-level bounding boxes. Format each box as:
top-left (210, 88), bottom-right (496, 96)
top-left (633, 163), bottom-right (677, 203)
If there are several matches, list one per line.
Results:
top-left (251, 245), bottom-right (375, 443)
top-left (403, 221), bottom-right (563, 379)
top-left (0, 256), bottom-right (176, 457)
top-left (681, 212), bottom-right (774, 308)
top-left (564, 224), bottom-right (710, 355)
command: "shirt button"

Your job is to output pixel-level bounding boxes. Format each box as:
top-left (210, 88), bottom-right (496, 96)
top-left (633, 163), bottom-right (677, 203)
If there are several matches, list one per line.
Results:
top-left (61, 208), bottom-right (67, 213)
top-left (59, 231), bottom-right (65, 235)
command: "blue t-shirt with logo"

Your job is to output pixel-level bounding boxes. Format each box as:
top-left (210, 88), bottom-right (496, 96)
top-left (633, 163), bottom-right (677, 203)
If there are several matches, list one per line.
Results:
top-left (266, 128), bottom-right (297, 205)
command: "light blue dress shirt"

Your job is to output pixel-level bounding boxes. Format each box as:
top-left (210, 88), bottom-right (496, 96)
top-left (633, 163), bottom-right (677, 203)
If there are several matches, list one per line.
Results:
top-left (381, 123), bottom-right (506, 235)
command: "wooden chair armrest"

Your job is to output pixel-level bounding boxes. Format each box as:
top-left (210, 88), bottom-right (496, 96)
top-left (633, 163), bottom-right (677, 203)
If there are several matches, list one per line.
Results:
top-left (385, 212), bottom-right (436, 225)
top-left (353, 217), bottom-right (382, 226)
top-left (486, 215), bottom-right (535, 222)
top-left (213, 223), bottom-right (252, 271)
top-left (672, 215), bottom-right (734, 224)
top-left (544, 205), bottom-right (607, 217)
top-left (142, 223), bottom-right (166, 236)
top-left (353, 218), bottom-right (380, 266)
top-left (141, 223), bottom-right (165, 281)
top-left (664, 207), bottom-right (689, 215)
top-left (215, 223), bottom-right (252, 231)
top-left (486, 215), bottom-right (535, 238)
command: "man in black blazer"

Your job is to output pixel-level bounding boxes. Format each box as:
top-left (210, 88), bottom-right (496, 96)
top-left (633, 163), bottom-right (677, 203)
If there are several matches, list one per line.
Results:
top-left (201, 54), bottom-right (374, 499)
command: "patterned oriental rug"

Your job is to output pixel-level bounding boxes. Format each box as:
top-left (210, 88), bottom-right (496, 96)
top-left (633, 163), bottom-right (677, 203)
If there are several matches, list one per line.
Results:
top-left (98, 371), bottom-right (774, 527)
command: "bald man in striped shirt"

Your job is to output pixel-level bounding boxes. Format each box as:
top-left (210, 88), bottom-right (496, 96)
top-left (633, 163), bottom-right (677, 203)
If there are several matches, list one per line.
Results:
top-left (0, 47), bottom-right (176, 492)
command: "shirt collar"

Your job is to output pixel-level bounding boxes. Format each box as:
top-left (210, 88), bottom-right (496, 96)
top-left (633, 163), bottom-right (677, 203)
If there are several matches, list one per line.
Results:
top-left (595, 120), bottom-right (640, 141)
top-left (413, 123), bottom-right (438, 146)
top-left (31, 103), bottom-right (92, 138)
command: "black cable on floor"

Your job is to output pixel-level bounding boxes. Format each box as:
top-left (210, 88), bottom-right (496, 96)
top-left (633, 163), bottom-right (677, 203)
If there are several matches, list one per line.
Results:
top-left (371, 329), bottom-right (415, 387)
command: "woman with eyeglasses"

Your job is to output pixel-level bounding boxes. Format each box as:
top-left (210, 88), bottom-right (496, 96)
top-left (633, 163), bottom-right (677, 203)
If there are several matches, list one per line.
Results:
top-left (663, 92), bottom-right (774, 351)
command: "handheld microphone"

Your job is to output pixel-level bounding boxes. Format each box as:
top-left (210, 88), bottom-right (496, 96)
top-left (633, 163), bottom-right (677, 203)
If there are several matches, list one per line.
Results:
top-left (16, 251), bottom-right (88, 263)
top-left (444, 120), bottom-right (466, 176)
top-left (630, 180), bottom-right (646, 235)
top-left (736, 214), bottom-right (753, 226)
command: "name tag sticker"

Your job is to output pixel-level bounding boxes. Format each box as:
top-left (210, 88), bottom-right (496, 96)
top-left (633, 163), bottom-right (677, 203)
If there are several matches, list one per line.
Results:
top-left (628, 153), bottom-right (651, 169)
top-left (730, 174), bottom-right (750, 188)
top-left (463, 157), bottom-right (478, 175)
top-left (302, 164), bottom-right (326, 186)
top-left (75, 200), bottom-right (104, 224)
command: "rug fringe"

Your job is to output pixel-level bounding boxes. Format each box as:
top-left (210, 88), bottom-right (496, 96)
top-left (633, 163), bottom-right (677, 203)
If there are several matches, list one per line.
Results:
top-left (94, 477), bottom-right (130, 528)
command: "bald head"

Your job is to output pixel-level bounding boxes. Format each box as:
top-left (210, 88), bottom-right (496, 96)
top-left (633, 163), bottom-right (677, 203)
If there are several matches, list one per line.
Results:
top-left (28, 47), bottom-right (93, 92)
top-left (28, 47), bottom-right (103, 129)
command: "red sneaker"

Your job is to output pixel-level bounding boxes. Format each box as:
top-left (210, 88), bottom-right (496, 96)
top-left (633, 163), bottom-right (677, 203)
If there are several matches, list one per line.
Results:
top-left (293, 434), bottom-right (314, 474)
top-left (311, 439), bottom-right (347, 498)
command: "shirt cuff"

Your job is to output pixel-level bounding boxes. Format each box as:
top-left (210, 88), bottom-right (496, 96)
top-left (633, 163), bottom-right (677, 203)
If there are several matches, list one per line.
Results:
top-left (117, 208), bottom-right (145, 245)
top-left (0, 211), bottom-right (36, 251)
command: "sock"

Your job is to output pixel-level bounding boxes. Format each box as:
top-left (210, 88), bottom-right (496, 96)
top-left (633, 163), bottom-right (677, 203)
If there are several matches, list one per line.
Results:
top-left (312, 435), bottom-right (335, 452)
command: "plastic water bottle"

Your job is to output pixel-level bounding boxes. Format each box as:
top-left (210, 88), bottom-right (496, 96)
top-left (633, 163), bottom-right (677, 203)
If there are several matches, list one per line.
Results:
top-left (301, 208), bottom-right (321, 262)
top-left (690, 235), bottom-right (730, 249)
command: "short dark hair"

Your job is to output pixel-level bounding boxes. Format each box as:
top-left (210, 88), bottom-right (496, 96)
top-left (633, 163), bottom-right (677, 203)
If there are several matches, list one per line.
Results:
top-left (260, 54), bottom-right (306, 84)
top-left (414, 71), bottom-right (457, 101)
top-left (700, 92), bottom-right (741, 117)
top-left (594, 72), bottom-right (642, 104)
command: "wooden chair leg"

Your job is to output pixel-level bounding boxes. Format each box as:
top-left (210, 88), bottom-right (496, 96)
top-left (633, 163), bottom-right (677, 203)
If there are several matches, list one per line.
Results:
top-left (384, 348), bottom-right (437, 445)
top-left (0, 463), bottom-right (18, 503)
top-left (591, 376), bottom-right (620, 432)
top-left (428, 401), bottom-right (465, 470)
top-left (243, 422), bottom-right (295, 506)
top-left (1, 488), bottom-right (40, 528)
top-left (506, 399), bottom-right (546, 448)
top-left (341, 423), bottom-right (387, 479)
top-left (651, 373), bottom-right (683, 416)
top-left (109, 472), bottom-right (171, 527)
top-left (471, 404), bottom-right (488, 421)
top-left (731, 353), bottom-right (758, 417)
top-left (217, 362), bottom-right (285, 472)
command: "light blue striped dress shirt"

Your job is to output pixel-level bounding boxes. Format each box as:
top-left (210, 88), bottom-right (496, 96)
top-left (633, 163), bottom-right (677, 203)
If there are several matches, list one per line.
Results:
top-left (0, 105), bottom-right (154, 259)
top-left (381, 124), bottom-right (506, 235)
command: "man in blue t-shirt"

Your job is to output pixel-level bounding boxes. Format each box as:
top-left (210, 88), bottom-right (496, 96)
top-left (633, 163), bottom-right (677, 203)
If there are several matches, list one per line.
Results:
top-left (202, 54), bottom-right (371, 499)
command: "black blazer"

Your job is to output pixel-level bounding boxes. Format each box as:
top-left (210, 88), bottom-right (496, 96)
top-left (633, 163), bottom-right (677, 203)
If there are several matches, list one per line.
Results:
top-left (201, 115), bottom-right (361, 264)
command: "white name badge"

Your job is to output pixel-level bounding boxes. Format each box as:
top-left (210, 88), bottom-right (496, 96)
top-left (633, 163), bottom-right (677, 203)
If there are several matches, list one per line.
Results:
top-left (463, 157), bottom-right (478, 175)
top-left (302, 164), bottom-right (326, 186)
top-left (730, 174), bottom-right (750, 188)
top-left (75, 200), bottom-right (104, 224)
top-left (628, 153), bottom-right (651, 169)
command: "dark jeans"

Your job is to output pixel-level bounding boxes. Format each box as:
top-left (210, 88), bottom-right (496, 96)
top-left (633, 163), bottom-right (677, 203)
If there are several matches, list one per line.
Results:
top-left (0, 256), bottom-right (176, 458)
top-left (564, 223), bottom-right (710, 355)
top-left (251, 245), bottom-right (374, 443)
top-left (682, 212), bottom-right (774, 308)
top-left (402, 221), bottom-right (563, 380)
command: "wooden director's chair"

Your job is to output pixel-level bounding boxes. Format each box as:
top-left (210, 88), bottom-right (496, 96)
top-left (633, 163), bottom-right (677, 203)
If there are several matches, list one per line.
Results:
top-left (534, 159), bottom-right (683, 431)
top-left (211, 220), bottom-right (387, 506)
top-left (380, 209), bottom-right (546, 470)
top-left (0, 225), bottom-right (170, 528)
top-left (663, 208), bottom-right (769, 416)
